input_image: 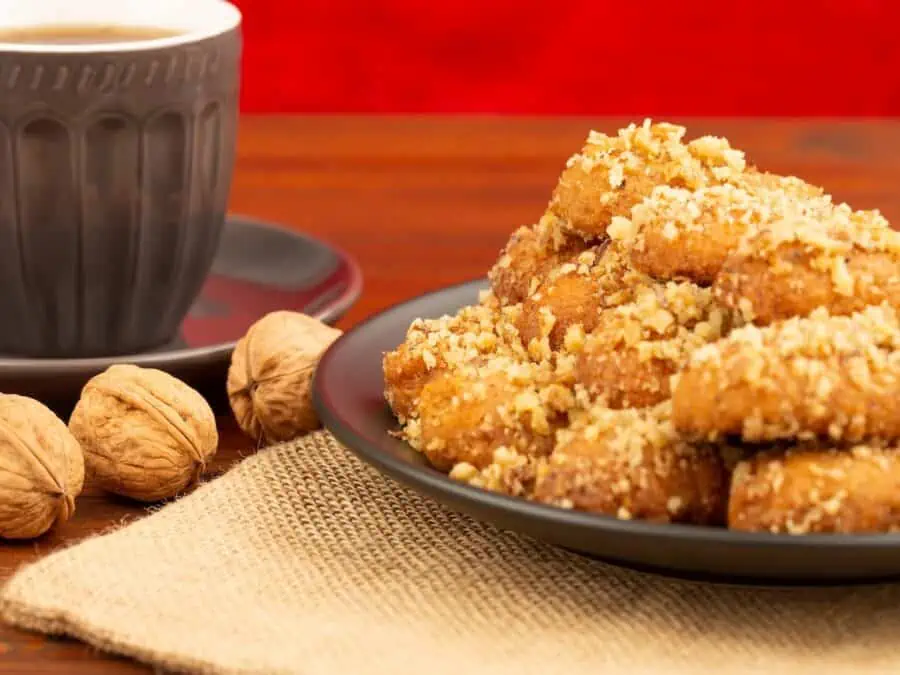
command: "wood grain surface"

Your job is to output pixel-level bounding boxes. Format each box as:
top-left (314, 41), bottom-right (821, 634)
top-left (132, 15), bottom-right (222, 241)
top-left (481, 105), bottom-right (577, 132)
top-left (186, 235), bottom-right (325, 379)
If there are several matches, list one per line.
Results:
top-left (2, 116), bottom-right (900, 672)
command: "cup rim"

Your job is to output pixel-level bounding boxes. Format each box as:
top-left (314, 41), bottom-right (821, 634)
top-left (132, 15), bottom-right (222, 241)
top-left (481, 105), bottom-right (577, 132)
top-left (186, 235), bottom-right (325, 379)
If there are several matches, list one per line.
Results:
top-left (0, 0), bottom-right (241, 53)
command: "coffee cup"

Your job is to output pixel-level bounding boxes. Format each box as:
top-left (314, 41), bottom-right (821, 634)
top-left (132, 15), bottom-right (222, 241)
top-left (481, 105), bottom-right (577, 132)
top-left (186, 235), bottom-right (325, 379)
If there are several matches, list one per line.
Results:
top-left (0, 0), bottom-right (241, 357)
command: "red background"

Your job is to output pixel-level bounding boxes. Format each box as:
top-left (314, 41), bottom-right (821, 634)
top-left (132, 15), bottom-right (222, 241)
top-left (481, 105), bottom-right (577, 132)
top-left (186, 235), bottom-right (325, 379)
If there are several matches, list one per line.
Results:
top-left (232, 0), bottom-right (900, 116)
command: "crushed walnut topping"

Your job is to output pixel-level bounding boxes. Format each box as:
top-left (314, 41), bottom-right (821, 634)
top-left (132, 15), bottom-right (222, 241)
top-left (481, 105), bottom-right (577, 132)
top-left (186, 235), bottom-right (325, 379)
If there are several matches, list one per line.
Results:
top-left (385, 119), bottom-right (900, 535)
top-left (611, 183), bottom-right (835, 284)
top-left (730, 443), bottom-right (900, 534)
top-left (674, 304), bottom-right (900, 443)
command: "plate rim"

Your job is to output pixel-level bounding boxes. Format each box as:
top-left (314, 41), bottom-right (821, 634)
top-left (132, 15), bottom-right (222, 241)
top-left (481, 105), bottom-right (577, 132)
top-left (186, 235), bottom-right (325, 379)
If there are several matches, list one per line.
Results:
top-left (314, 277), bottom-right (900, 554)
top-left (0, 214), bottom-right (363, 375)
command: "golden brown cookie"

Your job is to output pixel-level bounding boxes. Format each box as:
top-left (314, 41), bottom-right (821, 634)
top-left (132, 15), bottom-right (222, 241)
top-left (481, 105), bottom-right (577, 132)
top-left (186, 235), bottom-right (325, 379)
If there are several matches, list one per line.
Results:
top-left (673, 304), bottom-right (900, 443)
top-left (533, 402), bottom-right (729, 525)
top-left (714, 206), bottom-right (899, 325)
top-left (729, 445), bottom-right (900, 534)
top-left (548, 120), bottom-right (747, 238)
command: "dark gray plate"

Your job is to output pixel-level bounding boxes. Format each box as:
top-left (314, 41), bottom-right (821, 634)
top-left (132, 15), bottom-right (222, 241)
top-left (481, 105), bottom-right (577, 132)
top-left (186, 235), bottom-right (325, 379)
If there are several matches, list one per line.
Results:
top-left (0, 215), bottom-right (362, 412)
top-left (313, 279), bottom-right (900, 586)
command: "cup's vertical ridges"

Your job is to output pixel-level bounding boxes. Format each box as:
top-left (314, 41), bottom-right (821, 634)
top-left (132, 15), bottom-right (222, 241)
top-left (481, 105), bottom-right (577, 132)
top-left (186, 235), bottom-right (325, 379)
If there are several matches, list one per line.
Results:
top-left (0, 121), bottom-right (34, 353)
top-left (201, 103), bottom-right (223, 200)
top-left (158, 108), bottom-right (197, 333)
top-left (81, 114), bottom-right (142, 352)
top-left (196, 100), bottom-right (237, 276)
top-left (120, 117), bottom-right (147, 350)
top-left (9, 122), bottom-right (42, 350)
top-left (73, 122), bottom-right (85, 355)
top-left (165, 102), bottom-right (228, 329)
top-left (5, 65), bottom-right (21, 89)
top-left (184, 102), bottom-right (227, 312)
top-left (123, 118), bottom-right (153, 349)
top-left (131, 109), bottom-right (189, 350)
top-left (16, 117), bottom-right (80, 353)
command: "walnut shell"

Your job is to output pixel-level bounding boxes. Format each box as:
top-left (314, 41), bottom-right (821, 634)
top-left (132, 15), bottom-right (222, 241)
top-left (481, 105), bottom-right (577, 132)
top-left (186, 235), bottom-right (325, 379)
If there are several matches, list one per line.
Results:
top-left (227, 311), bottom-right (342, 444)
top-left (69, 364), bottom-right (218, 502)
top-left (0, 395), bottom-right (84, 539)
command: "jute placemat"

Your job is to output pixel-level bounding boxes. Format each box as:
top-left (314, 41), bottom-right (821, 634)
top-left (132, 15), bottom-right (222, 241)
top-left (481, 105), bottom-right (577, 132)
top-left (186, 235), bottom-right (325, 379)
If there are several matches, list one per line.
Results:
top-left (2, 431), bottom-right (900, 675)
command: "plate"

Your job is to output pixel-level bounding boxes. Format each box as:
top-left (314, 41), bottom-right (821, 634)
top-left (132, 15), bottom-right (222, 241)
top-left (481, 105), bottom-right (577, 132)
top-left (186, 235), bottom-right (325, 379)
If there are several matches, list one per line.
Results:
top-left (314, 279), bottom-right (900, 586)
top-left (1, 215), bottom-right (362, 412)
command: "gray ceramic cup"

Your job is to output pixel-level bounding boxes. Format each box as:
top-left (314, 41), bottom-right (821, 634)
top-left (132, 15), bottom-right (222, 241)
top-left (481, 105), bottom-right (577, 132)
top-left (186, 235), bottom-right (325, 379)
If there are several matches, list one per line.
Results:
top-left (0, 0), bottom-right (241, 358)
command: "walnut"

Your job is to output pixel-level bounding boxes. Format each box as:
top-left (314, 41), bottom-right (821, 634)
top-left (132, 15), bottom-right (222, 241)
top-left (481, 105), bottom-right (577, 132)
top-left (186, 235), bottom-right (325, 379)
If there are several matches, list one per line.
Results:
top-left (69, 364), bottom-right (218, 502)
top-left (227, 311), bottom-right (342, 444)
top-left (0, 395), bottom-right (84, 539)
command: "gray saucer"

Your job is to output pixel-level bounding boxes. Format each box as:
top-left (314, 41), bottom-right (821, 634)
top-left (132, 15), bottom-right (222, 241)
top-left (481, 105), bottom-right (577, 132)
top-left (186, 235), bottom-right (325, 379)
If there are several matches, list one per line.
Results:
top-left (0, 215), bottom-right (362, 413)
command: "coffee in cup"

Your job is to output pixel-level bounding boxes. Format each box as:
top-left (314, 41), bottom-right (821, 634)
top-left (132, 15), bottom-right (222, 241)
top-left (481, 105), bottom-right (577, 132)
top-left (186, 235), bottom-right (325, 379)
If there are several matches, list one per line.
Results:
top-left (0, 0), bottom-right (241, 358)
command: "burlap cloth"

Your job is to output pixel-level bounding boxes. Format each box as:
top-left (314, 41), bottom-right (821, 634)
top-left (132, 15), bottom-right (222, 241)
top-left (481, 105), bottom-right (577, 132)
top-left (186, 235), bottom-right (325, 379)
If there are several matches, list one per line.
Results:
top-left (2, 431), bottom-right (900, 674)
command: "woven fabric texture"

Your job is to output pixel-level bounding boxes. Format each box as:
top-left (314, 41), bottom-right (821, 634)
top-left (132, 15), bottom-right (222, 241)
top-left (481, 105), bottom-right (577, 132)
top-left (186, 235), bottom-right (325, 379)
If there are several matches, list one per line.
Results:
top-left (2, 431), bottom-right (899, 675)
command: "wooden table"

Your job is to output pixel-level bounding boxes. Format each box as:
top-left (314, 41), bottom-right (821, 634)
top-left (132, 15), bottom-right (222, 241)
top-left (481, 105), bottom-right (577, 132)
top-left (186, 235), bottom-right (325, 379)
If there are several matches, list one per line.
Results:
top-left (2, 116), bottom-right (900, 672)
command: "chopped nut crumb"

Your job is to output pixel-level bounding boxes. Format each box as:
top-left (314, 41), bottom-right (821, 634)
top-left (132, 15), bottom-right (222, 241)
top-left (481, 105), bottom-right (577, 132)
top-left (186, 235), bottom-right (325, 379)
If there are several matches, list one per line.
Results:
top-left (387, 118), bottom-right (900, 535)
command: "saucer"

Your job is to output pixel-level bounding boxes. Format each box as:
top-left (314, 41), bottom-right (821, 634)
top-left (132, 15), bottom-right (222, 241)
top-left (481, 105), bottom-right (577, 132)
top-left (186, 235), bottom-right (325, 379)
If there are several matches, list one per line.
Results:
top-left (0, 215), bottom-right (362, 413)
